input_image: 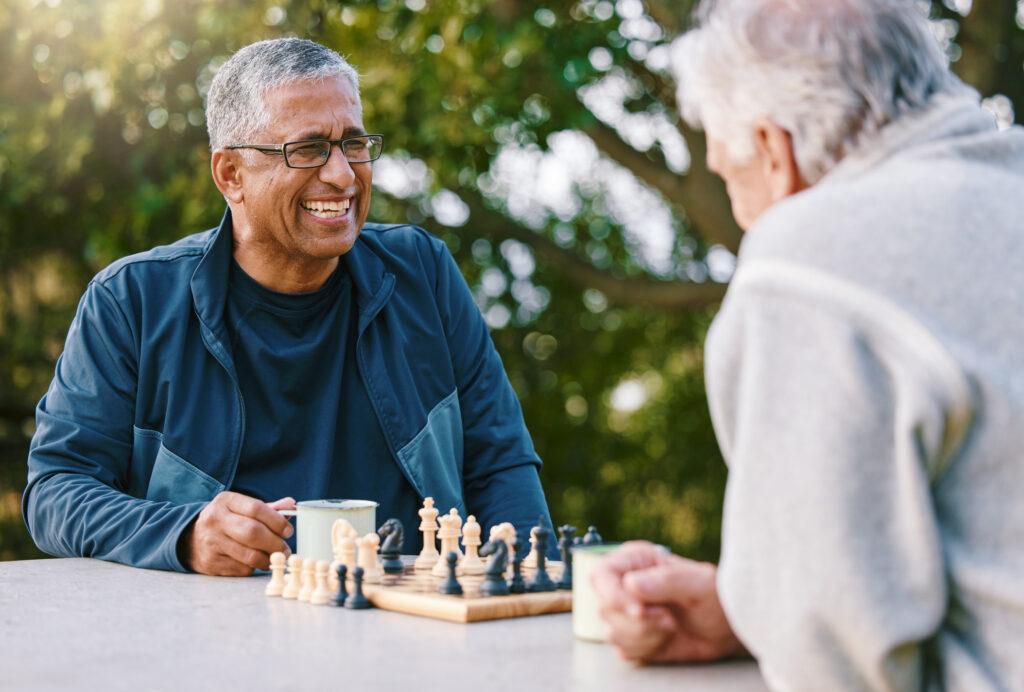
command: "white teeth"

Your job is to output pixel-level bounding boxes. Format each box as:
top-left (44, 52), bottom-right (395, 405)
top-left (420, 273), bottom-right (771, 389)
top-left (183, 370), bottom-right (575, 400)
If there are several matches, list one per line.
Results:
top-left (302, 199), bottom-right (351, 218)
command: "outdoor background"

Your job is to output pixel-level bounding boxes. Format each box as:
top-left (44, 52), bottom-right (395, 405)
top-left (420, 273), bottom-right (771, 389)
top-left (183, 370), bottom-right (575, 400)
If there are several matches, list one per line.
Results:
top-left (1, 0), bottom-right (1021, 562)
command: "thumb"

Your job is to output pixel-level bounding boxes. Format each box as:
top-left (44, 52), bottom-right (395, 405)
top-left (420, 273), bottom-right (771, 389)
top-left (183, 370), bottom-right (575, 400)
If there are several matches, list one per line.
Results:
top-left (268, 497), bottom-right (297, 511)
top-left (622, 560), bottom-right (715, 607)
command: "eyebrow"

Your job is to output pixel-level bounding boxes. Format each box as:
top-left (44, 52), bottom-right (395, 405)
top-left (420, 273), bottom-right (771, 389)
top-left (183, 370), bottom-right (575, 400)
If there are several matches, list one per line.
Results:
top-left (292, 126), bottom-right (368, 141)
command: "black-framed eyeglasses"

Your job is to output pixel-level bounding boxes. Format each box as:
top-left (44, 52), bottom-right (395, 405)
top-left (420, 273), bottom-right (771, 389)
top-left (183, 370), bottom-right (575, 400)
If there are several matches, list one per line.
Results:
top-left (225, 134), bottom-right (384, 168)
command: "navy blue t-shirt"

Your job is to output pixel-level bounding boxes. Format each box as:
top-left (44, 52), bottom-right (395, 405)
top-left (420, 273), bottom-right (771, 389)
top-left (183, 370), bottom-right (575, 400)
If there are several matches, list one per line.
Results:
top-left (225, 259), bottom-right (423, 548)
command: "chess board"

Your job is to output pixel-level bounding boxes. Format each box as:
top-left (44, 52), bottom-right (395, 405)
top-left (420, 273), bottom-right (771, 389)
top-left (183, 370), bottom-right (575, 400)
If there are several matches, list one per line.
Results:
top-left (360, 562), bottom-right (572, 623)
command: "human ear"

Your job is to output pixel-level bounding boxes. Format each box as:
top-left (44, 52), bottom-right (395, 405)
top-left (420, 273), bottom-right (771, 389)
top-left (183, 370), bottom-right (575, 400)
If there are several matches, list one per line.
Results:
top-left (752, 118), bottom-right (806, 202)
top-left (211, 150), bottom-right (245, 204)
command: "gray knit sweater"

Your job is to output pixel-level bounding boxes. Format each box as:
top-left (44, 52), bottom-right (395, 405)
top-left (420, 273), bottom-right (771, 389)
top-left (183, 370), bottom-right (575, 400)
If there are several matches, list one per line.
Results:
top-left (705, 93), bottom-right (1024, 691)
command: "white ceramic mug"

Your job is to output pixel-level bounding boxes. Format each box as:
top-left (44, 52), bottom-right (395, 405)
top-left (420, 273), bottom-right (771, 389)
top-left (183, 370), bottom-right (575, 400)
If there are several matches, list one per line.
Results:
top-left (571, 543), bottom-right (621, 642)
top-left (279, 499), bottom-right (378, 563)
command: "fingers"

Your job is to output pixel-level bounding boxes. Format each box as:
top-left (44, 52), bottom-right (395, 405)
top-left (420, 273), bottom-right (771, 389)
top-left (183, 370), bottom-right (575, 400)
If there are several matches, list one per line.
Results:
top-left (186, 492), bottom-right (295, 575)
top-left (592, 541), bottom-right (666, 614)
top-left (225, 492), bottom-right (294, 539)
top-left (223, 514), bottom-right (290, 562)
top-left (604, 606), bottom-right (675, 662)
top-left (268, 496), bottom-right (296, 512)
top-left (621, 558), bottom-right (717, 608)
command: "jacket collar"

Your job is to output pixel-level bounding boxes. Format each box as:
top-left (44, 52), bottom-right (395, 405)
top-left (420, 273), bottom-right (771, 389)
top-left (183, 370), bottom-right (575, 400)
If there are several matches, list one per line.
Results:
top-left (189, 208), bottom-right (395, 341)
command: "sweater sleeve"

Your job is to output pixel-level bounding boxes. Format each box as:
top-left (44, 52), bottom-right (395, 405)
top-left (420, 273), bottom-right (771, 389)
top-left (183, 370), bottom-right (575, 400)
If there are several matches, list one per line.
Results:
top-left (705, 263), bottom-right (972, 691)
top-left (23, 280), bottom-right (205, 572)
top-left (431, 241), bottom-right (553, 545)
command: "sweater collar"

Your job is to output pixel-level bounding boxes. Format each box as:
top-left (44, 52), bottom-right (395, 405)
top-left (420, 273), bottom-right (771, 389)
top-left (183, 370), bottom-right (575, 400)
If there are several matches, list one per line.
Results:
top-left (819, 90), bottom-right (997, 187)
top-left (190, 208), bottom-right (393, 340)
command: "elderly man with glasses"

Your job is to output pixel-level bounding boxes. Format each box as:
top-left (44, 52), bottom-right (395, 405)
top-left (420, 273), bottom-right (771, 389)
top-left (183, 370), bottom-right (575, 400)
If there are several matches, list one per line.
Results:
top-left (24, 38), bottom-right (553, 576)
top-left (593, 0), bottom-right (1024, 689)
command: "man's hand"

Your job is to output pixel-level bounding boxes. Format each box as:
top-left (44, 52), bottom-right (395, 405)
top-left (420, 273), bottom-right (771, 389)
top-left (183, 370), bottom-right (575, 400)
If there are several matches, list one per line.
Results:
top-left (591, 540), bottom-right (746, 664)
top-left (180, 492), bottom-right (295, 576)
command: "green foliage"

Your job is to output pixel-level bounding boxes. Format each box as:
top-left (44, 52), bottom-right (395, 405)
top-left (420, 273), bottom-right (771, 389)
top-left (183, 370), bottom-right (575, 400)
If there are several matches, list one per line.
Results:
top-left (0, 0), bottom-right (1021, 562)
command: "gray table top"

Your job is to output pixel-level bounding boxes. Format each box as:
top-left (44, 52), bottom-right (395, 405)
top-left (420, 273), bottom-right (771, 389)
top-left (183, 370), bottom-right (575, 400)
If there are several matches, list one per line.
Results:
top-left (0, 558), bottom-right (767, 692)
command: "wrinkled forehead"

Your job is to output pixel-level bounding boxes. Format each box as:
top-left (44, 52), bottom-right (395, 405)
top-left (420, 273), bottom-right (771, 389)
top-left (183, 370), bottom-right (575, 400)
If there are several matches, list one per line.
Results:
top-left (260, 75), bottom-right (364, 141)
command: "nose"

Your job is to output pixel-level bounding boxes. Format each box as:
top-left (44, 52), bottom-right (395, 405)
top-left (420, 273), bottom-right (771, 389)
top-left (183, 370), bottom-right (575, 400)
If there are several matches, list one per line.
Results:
top-left (317, 143), bottom-right (356, 187)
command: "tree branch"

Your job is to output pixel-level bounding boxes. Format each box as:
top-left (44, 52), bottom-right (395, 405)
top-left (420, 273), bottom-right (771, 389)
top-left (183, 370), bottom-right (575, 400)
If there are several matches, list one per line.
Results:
top-left (446, 191), bottom-right (728, 311)
top-left (585, 118), bottom-right (743, 252)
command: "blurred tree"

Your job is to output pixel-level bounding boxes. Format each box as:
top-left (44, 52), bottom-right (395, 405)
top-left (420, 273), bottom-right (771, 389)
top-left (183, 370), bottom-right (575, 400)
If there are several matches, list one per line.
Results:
top-left (0, 0), bottom-right (1020, 561)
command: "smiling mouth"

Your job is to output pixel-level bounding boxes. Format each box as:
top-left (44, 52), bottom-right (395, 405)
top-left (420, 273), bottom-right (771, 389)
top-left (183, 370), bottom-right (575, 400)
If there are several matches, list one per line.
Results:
top-left (301, 199), bottom-right (351, 219)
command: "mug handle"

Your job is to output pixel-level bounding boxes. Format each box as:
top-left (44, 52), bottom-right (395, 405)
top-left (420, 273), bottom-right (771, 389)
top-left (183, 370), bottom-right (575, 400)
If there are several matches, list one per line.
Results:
top-left (278, 509), bottom-right (298, 517)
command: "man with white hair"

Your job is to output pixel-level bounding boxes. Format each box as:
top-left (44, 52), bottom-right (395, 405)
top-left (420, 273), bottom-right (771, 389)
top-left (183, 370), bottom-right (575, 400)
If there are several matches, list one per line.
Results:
top-left (24, 38), bottom-right (553, 575)
top-left (593, 0), bottom-right (1024, 689)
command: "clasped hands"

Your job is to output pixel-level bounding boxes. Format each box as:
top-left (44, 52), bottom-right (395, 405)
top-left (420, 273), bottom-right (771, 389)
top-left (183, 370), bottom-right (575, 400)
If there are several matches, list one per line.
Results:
top-left (179, 491), bottom-right (296, 576)
top-left (591, 541), bottom-right (747, 663)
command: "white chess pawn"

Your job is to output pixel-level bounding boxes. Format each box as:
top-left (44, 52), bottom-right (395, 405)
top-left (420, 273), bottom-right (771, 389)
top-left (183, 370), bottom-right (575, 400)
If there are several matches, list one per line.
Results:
top-left (415, 496), bottom-right (441, 570)
top-left (310, 560), bottom-right (332, 605)
top-left (265, 551), bottom-right (287, 596)
top-left (523, 526), bottom-right (540, 569)
top-left (298, 558), bottom-right (315, 602)
top-left (282, 555), bottom-right (302, 599)
top-left (357, 532), bottom-right (383, 583)
top-left (459, 515), bottom-right (485, 576)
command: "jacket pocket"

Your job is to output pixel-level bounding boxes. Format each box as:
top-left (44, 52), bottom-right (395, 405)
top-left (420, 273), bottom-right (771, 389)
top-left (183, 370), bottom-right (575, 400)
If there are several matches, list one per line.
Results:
top-left (396, 388), bottom-right (464, 511)
top-left (145, 442), bottom-right (225, 504)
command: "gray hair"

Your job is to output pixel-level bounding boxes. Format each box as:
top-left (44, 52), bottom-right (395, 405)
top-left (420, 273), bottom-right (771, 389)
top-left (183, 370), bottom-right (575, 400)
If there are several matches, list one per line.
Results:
top-left (205, 38), bottom-right (360, 151)
top-left (672, 0), bottom-right (967, 183)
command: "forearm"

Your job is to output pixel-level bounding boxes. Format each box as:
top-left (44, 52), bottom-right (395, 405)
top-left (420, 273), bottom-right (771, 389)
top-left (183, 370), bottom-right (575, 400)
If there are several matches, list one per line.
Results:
top-left (24, 471), bottom-right (205, 572)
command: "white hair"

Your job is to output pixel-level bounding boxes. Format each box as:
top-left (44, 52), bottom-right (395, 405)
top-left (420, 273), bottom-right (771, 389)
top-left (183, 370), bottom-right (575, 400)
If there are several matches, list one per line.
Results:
top-left (205, 38), bottom-right (360, 151)
top-left (672, 0), bottom-right (968, 183)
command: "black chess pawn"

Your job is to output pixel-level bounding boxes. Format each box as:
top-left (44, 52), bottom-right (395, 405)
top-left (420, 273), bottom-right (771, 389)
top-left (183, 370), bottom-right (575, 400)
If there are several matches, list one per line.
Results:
top-left (556, 525), bottom-right (575, 590)
top-left (344, 566), bottom-right (372, 610)
top-left (438, 551), bottom-right (463, 595)
top-left (528, 516), bottom-right (556, 592)
top-left (509, 534), bottom-right (527, 594)
top-left (582, 526), bottom-right (603, 545)
top-left (332, 564), bottom-right (348, 607)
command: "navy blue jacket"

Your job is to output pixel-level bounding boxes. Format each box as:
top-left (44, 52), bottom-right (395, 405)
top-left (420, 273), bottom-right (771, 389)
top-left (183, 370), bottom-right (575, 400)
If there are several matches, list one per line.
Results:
top-left (24, 210), bottom-right (551, 570)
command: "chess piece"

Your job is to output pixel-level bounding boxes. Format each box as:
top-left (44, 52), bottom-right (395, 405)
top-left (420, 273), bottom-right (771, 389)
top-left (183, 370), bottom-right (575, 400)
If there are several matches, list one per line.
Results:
top-left (340, 534), bottom-right (357, 572)
top-left (328, 559), bottom-right (342, 593)
top-left (311, 560), bottom-right (332, 605)
top-left (344, 566), bottom-right (372, 610)
top-left (331, 518), bottom-right (357, 557)
top-left (377, 518), bottom-right (405, 574)
top-left (298, 558), bottom-right (316, 601)
top-left (332, 564), bottom-right (348, 607)
top-left (415, 497), bottom-right (441, 570)
top-left (265, 551), bottom-right (287, 597)
top-left (282, 554), bottom-right (302, 599)
top-left (478, 540), bottom-right (510, 597)
top-left (432, 508), bottom-right (463, 577)
top-left (438, 552), bottom-right (463, 595)
top-left (528, 517), bottom-right (556, 592)
top-left (582, 526), bottom-right (603, 545)
top-left (509, 534), bottom-right (527, 594)
top-left (523, 526), bottom-right (540, 569)
top-left (557, 525), bottom-right (576, 590)
top-left (357, 532), bottom-right (383, 583)
top-left (486, 522), bottom-right (516, 576)
top-left (459, 515), bottom-right (485, 576)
